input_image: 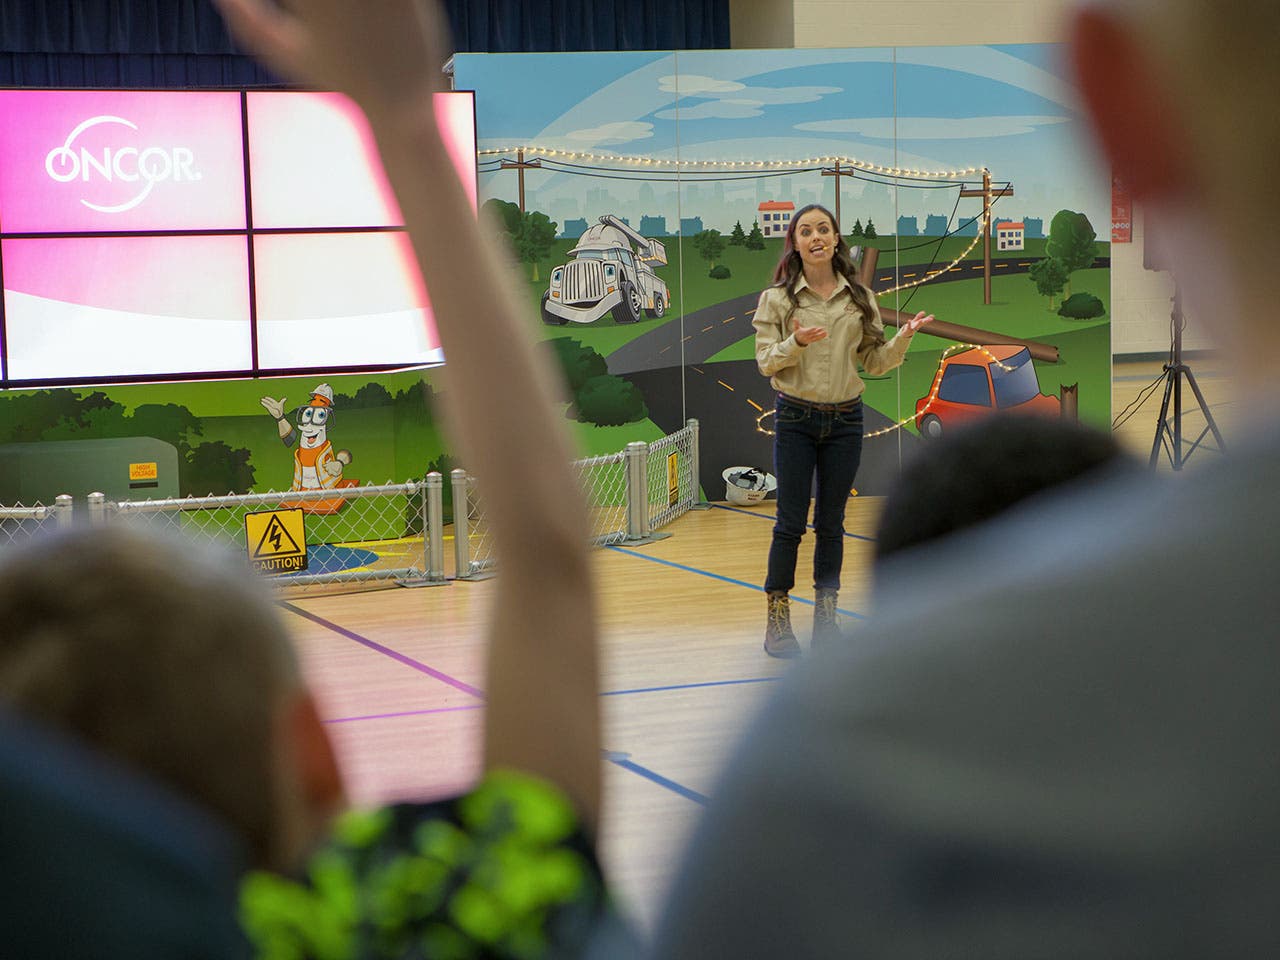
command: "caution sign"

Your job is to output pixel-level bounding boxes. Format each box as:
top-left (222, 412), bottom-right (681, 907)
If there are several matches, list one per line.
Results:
top-left (129, 462), bottom-right (158, 481)
top-left (245, 508), bottom-right (308, 575)
top-left (667, 451), bottom-right (680, 507)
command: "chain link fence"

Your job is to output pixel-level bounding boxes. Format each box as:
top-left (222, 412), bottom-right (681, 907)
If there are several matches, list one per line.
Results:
top-left (2, 421), bottom-right (701, 592)
top-left (451, 420), bottom-right (703, 577)
top-left (0, 496), bottom-right (74, 552)
top-left (646, 420), bottom-right (700, 532)
top-left (97, 476), bottom-right (446, 594)
top-left (449, 445), bottom-right (635, 580)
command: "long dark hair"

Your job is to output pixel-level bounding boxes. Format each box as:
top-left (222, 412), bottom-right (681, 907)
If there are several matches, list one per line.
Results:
top-left (770, 203), bottom-right (884, 349)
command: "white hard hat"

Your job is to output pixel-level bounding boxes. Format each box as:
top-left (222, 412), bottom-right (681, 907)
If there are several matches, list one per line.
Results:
top-left (721, 466), bottom-right (776, 506)
top-left (310, 383), bottom-right (335, 407)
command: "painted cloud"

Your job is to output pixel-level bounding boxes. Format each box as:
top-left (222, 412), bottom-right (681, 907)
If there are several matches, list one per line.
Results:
top-left (795, 116), bottom-right (1070, 140)
top-left (563, 121), bottom-right (656, 146)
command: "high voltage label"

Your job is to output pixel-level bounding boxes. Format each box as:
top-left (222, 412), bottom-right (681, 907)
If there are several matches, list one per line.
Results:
top-left (667, 452), bottom-right (680, 507)
top-left (245, 508), bottom-right (308, 575)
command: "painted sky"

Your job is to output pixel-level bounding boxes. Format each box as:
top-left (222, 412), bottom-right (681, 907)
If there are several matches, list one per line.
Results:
top-left (454, 44), bottom-right (1109, 238)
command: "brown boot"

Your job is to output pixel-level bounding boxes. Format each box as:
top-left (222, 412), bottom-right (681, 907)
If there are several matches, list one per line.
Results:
top-left (811, 588), bottom-right (843, 651)
top-left (764, 591), bottom-right (801, 659)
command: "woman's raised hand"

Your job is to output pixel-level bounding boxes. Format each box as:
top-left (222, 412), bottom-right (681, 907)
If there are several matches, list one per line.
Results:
top-left (902, 311), bottom-right (936, 336)
top-left (791, 316), bottom-right (829, 346)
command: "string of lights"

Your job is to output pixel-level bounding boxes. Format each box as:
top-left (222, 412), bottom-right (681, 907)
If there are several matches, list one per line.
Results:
top-left (481, 156), bottom-right (987, 192)
top-left (877, 206), bottom-right (990, 296)
top-left (476, 146), bottom-right (985, 181)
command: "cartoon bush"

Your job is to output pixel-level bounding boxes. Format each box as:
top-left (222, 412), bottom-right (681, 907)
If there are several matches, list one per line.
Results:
top-left (1057, 292), bottom-right (1106, 319)
top-left (574, 375), bottom-right (648, 426)
top-left (544, 337), bottom-right (608, 393)
top-left (709, 264), bottom-right (731, 279)
top-left (182, 441), bottom-right (256, 497)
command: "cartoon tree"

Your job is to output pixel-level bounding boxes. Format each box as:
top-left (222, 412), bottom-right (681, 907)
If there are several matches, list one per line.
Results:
top-left (1046, 210), bottom-right (1097, 297)
top-left (692, 229), bottom-right (726, 274)
top-left (514, 210), bottom-right (559, 282)
top-left (849, 218), bottom-right (864, 239)
top-left (481, 198), bottom-right (558, 282)
top-left (729, 220), bottom-right (747, 246)
top-left (1029, 257), bottom-right (1069, 310)
top-left (864, 219), bottom-right (878, 240)
top-left (482, 197), bottom-right (521, 235)
top-left (745, 219), bottom-right (765, 250)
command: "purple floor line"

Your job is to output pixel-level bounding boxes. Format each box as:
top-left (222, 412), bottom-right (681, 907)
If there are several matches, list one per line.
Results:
top-left (278, 601), bottom-right (485, 699)
top-left (287, 604), bottom-right (725, 808)
top-left (324, 703), bottom-right (484, 725)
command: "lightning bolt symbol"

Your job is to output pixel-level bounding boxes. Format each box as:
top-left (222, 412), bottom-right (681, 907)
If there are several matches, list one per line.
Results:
top-left (269, 526), bottom-right (282, 552)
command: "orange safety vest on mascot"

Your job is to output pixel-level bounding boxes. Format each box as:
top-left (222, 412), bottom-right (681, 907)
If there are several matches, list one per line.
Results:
top-left (292, 440), bottom-right (341, 491)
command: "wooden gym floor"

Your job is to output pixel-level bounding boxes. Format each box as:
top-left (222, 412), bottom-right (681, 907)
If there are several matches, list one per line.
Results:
top-left (280, 356), bottom-right (1235, 932)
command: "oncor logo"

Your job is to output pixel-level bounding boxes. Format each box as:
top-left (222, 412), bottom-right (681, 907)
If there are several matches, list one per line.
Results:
top-left (44, 115), bottom-right (202, 214)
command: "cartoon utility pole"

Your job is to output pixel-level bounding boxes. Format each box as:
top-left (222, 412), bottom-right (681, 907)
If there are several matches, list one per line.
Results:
top-left (260, 383), bottom-right (352, 492)
top-left (960, 168), bottom-right (1014, 305)
top-left (820, 159), bottom-right (859, 231)
top-left (500, 148), bottom-right (542, 213)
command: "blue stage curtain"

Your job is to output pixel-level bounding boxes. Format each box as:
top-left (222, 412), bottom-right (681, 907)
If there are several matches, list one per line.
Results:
top-left (442, 0), bottom-right (729, 52)
top-left (0, 0), bottom-right (730, 83)
top-left (0, 53), bottom-right (279, 87)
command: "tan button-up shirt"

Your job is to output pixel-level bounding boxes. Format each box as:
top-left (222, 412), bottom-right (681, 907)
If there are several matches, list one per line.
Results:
top-left (753, 272), bottom-right (913, 403)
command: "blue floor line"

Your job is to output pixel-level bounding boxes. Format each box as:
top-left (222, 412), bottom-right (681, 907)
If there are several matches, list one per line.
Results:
top-left (710, 502), bottom-right (878, 542)
top-left (605, 544), bottom-right (867, 620)
top-left (602, 676), bottom-right (779, 697)
top-left (607, 756), bottom-right (709, 806)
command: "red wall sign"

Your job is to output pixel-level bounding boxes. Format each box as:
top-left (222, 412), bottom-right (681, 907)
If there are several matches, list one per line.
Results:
top-left (1111, 174), bottom-right (1132, 243)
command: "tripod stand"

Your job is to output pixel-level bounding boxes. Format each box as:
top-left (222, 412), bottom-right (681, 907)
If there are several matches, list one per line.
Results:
top-left (1149, 285), bottom-right (1226, 469)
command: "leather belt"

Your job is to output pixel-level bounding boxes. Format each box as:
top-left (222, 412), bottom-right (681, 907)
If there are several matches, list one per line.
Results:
top-left (777, 393), bottom-right (862, 413)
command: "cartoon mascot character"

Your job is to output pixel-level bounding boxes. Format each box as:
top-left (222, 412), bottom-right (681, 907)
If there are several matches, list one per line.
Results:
top-left (260, 384), bottom-right (353, 493)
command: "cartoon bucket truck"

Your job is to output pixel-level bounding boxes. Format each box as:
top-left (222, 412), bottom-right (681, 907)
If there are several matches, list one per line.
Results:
top-left (542, 214), bottom-right (670, 325)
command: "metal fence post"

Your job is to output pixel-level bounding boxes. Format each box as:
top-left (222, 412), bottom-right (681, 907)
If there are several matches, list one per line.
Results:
top-left (87, 492), bottom-right (107, 528)
top-left (624, 441), bottom-right (650, 542)
top-left (54, 494), bottom-right (74, 529)
top-left (687, 417), bottom-right (709, 509)
top-left (425, 472), bottom-right (446, 582)
top-left (451, 468), bottom-right (471, 578)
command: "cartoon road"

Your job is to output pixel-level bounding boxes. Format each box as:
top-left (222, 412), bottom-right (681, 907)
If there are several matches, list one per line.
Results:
top-left (606, 254), bottom-right (1108, 375)
top-left (623, 358), bottom-right (916, 500)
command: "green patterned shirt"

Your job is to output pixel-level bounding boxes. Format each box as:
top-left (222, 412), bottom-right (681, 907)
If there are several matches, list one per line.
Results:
top-left (240, 770), bottom-right (611, 960)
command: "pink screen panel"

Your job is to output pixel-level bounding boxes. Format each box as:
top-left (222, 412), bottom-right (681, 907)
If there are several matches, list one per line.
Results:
top-left (247, 91), bottom-right (477, 228)
top-left (0, 90), bottom-right (246, 233)
top-left (253, 232), bottom-right (440, 370)
top-left (3, 236), bottom-right (252, 380)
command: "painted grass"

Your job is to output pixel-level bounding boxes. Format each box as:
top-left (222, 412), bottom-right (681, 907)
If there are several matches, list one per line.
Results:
top-left (708, 268), bottom-right (1110, 365)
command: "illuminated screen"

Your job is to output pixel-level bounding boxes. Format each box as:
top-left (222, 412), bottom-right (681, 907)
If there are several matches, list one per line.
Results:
top-left (0, 88), bottom-right (477, 385)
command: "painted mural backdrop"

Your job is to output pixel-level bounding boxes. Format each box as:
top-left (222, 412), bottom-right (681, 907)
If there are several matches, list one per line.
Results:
top-left (454, 45), bottom-right (1111, 496)
top-left (0, 45), bottom-right (1109, 520)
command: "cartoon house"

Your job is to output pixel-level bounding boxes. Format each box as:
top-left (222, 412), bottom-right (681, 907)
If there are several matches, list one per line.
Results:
top-left (995, 221), bottom-right (1025, 251)
top-left (758, 201), bottom-right (795, 238)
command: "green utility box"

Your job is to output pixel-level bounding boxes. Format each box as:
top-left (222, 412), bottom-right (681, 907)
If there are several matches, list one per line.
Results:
top-left (0, 437), bottom-right (180, 505)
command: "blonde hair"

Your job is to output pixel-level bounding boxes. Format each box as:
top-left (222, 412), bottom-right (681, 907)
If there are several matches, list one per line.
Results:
top-left (0, 527), bottom-right (301, 869)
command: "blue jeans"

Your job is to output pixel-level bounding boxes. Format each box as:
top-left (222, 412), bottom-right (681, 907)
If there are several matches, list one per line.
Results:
top-left (764, 394), bottom-right (864, 594)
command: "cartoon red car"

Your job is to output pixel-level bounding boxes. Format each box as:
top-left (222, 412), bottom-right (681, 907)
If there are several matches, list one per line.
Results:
top-left (915, 344), bottom-right (1059, 438)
